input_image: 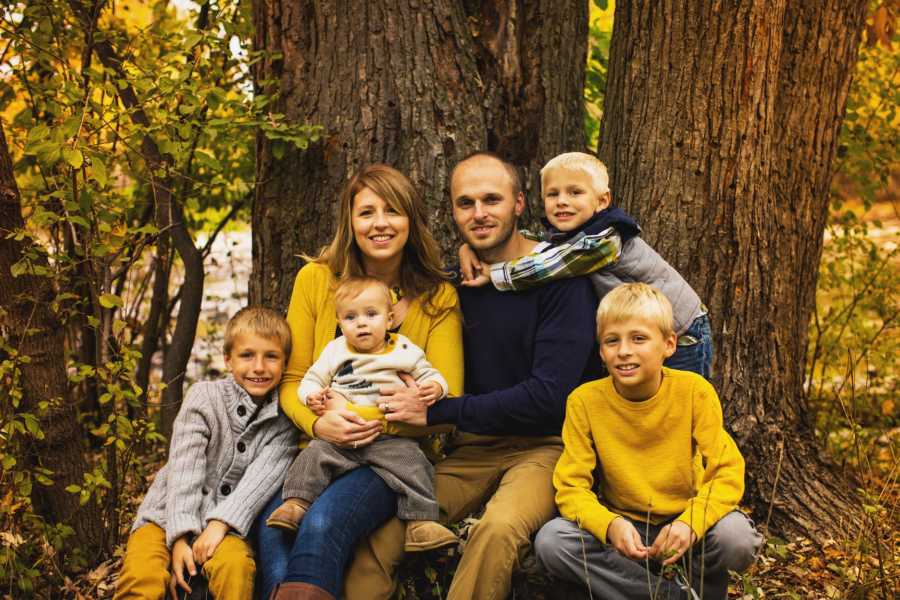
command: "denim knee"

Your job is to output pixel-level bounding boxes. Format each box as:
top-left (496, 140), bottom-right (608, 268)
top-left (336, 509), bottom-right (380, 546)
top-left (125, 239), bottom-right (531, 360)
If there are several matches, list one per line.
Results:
top-left (706, 511), bottom-right (763, 573)
top-left (534, 519), bottom-right (565, 573)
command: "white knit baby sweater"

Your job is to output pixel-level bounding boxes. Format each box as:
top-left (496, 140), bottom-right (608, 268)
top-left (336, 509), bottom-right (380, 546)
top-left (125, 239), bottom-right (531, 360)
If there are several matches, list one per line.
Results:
top-left (298, 333), bottom-right (448, 406)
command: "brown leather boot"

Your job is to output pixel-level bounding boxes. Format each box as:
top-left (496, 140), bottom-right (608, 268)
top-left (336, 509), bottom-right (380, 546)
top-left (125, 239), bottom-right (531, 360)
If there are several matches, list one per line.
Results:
top-left (269, 582), bottom-right (335, 600)
top-left (265, 498), bottom-right (308, 532)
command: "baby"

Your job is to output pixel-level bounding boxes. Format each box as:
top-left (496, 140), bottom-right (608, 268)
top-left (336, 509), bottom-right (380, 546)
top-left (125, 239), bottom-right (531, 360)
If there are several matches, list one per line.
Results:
top-left (266, 276), bottom-right (457, 553)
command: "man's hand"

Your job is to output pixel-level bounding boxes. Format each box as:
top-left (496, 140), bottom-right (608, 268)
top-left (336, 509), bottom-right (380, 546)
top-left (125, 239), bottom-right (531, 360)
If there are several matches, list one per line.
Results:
top-left (169, 536), bottom-right (197, 598)
top-left (193, 520), bottom-right (230, 565)
top-left (379, 373), bottom-right (428, 426)
top-left (606, 517), bottom-right (649, 561)
top-left (418, 380), bottom-right (444, 406)
top-left (649, 520), bottom-right (696, 566)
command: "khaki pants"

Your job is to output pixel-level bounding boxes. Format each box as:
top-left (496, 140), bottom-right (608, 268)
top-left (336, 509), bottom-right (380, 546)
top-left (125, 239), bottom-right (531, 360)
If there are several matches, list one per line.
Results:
top-left (114, 524), bottom-right (255, 600)
top-left (345, 434), bottom-right (563, 600)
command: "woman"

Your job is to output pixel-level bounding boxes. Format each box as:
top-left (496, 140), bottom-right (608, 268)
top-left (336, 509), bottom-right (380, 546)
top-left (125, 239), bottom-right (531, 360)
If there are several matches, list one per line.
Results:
top-left (254, 164), bottom-right (463, 600)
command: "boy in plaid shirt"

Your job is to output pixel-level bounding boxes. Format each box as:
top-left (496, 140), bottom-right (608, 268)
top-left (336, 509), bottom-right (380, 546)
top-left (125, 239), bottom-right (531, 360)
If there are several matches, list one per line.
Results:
top-left (460, 151), bottom-right (713, 379)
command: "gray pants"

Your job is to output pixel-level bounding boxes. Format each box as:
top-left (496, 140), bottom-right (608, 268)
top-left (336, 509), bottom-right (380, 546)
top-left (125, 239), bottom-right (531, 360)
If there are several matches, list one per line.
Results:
top-left (535, 511), bottom-right (763, 600)
top-left (282, 437), bottom-right (438, 521)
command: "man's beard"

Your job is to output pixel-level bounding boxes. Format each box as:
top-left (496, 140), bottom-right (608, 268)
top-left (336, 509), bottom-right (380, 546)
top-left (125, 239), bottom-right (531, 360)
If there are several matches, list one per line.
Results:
top-left (464, 217), bottom-right (517, 263)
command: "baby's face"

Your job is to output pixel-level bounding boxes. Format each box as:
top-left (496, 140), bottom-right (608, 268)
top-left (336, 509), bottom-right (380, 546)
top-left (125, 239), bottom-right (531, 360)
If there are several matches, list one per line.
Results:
top-left (542, 167), bottom-right (610, 232)
top-left (337, 286), bottom-right (393, 353)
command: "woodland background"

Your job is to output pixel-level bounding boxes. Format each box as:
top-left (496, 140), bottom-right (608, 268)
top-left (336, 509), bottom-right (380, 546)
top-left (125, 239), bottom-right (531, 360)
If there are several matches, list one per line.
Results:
top-left (0, 0), bottom-right (897, 598)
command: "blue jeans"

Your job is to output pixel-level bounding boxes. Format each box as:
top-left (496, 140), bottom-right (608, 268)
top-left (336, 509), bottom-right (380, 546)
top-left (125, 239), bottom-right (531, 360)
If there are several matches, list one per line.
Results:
top-left (665, 313), bottom-right (714, 379)
top-left (252, 466), bottom-right (396, 599)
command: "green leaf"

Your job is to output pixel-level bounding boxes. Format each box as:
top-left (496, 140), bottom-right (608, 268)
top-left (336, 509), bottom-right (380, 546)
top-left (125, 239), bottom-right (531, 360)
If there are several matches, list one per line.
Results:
top-left (62, 148), bottom-right (84, 169)
top-left (91, 157), bottom-right (108, 186)
top-left (99, 293), bottom-right (123, 308)
top-left (184, 31), bottom-right (203, 49)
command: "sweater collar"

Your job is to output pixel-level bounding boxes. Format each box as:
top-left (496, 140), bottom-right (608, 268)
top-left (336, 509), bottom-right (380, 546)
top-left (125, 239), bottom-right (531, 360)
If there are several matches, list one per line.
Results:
top-left (223, 375), bottom-right (282, 422)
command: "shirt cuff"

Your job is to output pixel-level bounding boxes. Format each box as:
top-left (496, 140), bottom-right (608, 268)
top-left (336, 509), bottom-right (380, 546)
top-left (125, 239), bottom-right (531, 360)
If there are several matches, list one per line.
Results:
top-left (489, 263), bottom-right (513, 291)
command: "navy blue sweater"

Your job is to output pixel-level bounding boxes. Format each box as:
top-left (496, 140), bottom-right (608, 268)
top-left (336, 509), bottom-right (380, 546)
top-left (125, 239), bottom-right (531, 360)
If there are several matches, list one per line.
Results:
top-left (427, 276), bottom-right (602, 436)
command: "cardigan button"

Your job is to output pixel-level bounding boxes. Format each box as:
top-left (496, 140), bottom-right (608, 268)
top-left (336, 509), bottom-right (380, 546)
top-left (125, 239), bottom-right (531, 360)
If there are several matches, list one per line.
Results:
top-left (237, 441), bottom-right (246, 453)
top-left (220, 484), bottom-right (231, 496)
top-left (237, 405), bottom-right (247, 417)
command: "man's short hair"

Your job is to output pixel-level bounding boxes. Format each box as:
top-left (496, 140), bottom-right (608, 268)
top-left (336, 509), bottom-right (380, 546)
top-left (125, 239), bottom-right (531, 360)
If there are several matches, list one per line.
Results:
top-left (451, 151), bottom-right (522, 197)
top-left (334, 276), bottom-right (393, 314)
top-left (596, 283), bottom-right (675, 339)
top-left (541, 152), bottom-right (609, 196)
top-left (224, 306), bottom-right (292, 357)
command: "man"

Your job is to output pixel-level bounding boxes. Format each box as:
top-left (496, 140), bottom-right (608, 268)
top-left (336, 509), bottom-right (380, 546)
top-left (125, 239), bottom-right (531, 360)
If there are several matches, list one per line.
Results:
top-left (345, 152), bottom-right (601, 600)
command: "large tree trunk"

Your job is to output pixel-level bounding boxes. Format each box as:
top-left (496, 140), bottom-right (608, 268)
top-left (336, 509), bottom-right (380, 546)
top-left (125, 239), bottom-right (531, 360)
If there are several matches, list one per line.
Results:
top-left (599, 0), bottom-right (867, 541)
top-left (251, 0), bottom-right (588, 309)
top-left (0, 123), bottom-right (103, 554)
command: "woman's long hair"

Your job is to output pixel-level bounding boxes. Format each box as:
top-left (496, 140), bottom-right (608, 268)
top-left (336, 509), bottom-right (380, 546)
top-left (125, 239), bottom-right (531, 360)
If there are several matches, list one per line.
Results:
top-left (315, 164), bottom-right (448, 317)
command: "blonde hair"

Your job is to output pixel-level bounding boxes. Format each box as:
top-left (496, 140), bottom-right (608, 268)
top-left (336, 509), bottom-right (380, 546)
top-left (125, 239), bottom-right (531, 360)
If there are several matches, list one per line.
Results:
top-left (334, 276), bottom-right (392, 315)
top-left (314, 164), bottom-right (448, 317)
top-left (596, 283), bottom-right (675, 340)
top-left (541, 152), bottom-right (610, 197)
top-left (224, 306), bottom-right (292, 357)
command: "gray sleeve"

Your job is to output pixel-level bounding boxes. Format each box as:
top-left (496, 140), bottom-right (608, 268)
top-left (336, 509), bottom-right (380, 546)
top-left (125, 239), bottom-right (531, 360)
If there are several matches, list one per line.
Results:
top-left (205, 416), bottom-right (300, 537)
top-left (163, 384), bottom-right (213, 548)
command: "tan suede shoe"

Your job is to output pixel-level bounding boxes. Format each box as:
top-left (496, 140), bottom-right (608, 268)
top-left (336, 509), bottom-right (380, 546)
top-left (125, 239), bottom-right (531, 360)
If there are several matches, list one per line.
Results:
top-left (404, 520), bottom-right (459, 553)
top-left (265, 498), bottom-right (308, 532)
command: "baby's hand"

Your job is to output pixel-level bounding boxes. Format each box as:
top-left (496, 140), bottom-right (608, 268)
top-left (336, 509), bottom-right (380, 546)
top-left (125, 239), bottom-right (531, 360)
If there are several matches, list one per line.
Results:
top-left (418, 380), bottom-right (444, 406)
top-left (606, 516), bottom-right (648, 561)
top-left (307, 389), bottom-right (329, 416)
top-left (649, 520), bottom-right (695, 566)
top-left (459, 243), bottom-right (489, 286)
top-left (323, 388), bottom-right (349, 411)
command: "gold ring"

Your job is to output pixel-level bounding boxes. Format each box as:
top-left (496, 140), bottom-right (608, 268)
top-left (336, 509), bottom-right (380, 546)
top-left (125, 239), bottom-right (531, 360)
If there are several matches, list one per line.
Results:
top-left (353, 441), bottom-right (358, 449)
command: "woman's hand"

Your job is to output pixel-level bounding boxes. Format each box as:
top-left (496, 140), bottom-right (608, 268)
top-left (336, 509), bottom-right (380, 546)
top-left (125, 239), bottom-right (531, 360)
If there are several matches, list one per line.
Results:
top-left (312, 409), bottom-right (382, 448)
top-left (380, 374), bottom-right (428, 426)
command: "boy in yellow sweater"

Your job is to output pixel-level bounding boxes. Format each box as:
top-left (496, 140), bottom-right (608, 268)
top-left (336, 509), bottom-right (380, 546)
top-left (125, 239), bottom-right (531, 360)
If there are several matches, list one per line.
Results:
top-left (534, 283), bottom-right (761, 599)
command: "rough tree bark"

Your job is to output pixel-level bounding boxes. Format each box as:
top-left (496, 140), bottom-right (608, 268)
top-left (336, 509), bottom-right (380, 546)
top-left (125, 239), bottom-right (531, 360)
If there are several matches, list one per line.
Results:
top-left (599, 0), bottom-right (868, 541)
top-left (251, 0), bottom-right (588, 309)
top-left (0, 123), bottom-right (103, 554)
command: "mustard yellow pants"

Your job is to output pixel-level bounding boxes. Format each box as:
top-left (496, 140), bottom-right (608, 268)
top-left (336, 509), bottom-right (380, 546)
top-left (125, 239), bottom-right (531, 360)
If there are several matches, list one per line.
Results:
top-left (114, 524), bottom-right (255, 600)
top-left (344, 434), bottom-right (563, 600)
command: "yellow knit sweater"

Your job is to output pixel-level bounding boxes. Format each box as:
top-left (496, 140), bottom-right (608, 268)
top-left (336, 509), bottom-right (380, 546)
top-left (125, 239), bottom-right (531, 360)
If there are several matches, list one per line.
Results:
top-left (279, 262), bottom-right (464, 440)
top-left (554, 368), bottom-right (745, 542)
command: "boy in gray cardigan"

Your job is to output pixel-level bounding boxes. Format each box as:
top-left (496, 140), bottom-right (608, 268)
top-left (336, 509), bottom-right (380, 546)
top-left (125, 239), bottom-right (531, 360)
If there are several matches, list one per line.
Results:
top-left (115, 307), bottom-right (299, 600)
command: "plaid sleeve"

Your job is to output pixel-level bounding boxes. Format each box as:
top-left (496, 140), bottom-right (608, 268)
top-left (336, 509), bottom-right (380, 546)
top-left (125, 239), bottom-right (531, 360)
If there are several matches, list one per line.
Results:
top-left (490, 230), bottom-right (623, 292)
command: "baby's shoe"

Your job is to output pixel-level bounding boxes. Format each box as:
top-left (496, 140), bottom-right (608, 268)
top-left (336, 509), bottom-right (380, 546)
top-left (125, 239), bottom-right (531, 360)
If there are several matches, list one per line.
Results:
top-left (404, 520), bottom-right (458, 552)
top-left (265, 498), bottom-right (308, 532)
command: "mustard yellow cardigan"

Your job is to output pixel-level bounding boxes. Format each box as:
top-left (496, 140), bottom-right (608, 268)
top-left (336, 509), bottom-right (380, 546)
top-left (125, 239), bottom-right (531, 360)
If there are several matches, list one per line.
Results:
top-left (279, 262), bottom-right (464, 440)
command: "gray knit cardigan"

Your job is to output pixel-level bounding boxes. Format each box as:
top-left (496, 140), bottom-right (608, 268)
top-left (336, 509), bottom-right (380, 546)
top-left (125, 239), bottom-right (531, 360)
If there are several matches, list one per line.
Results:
top-left (132, 377), bottom-right (299, 548)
